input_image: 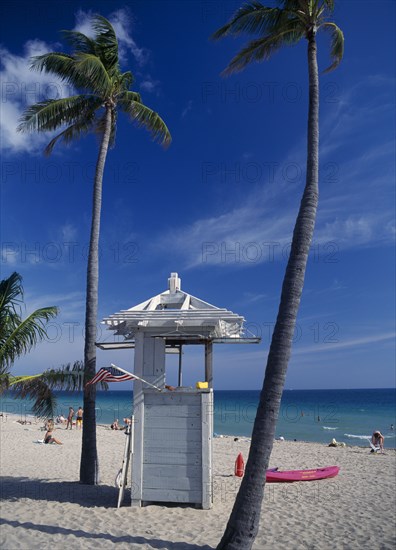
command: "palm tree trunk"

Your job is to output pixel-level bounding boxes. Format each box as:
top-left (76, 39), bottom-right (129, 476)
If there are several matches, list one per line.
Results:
top-left (80, 105), bottom-right (113, 485)
top-left (217, 33), bottom-right (319, 550)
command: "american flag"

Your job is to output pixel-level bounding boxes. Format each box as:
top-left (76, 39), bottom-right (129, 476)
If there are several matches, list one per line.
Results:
top-left (86, 365), bottom-right (136, 386)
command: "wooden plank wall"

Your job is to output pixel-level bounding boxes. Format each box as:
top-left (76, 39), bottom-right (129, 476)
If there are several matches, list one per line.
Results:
top-left (141, 390), bottom-right (213, 508)
top-left (131, 334), bottom-right (165, 506)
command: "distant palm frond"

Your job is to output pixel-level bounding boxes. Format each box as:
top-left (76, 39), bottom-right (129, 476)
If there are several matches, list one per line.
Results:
top-left (1, 361), bottom-right (108, 418)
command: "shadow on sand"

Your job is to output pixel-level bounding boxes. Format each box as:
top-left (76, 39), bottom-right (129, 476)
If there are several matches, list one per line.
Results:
top-left (0, 518), bottom-right (214, 549)
top-left (0, 475), bottom-right (123, 507)
top-left (0, 477), bottom-right (215, 549)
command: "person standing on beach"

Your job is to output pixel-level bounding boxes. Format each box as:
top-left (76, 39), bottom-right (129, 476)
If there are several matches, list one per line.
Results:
top-left (76, 407), bottom-right (83, 429)
top-left (66, 407), bottom-right (74, 430)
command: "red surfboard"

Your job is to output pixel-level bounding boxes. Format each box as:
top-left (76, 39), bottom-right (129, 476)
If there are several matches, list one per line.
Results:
top-left (266, 465), bottom-right (340, 483)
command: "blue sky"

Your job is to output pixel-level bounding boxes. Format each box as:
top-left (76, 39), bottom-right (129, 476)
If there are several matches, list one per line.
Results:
top-left (1, 0), bottom-right (395, 390)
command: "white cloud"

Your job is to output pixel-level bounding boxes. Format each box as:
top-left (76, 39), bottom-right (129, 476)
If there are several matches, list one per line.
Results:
top-left (110, 9), bottom-right (149, 66)
top-left (60, 223), bottom-right (78, 242)
top-left (140, 76), bottom-right (160, 94)
top-left (24, 290), bottom-right (85, 319)
top-left (152, 165), bottom-right (394, 270)
top-left (0, 40), bottom-right (72, 155)
top-left (150, 73), bottom-right (395, 269)
top-left (154, 199), bottom-right (296, 269)
top-left (73, 10), bottom-right (96, 38)
top-left (292, 331), bottom-right (396, 356)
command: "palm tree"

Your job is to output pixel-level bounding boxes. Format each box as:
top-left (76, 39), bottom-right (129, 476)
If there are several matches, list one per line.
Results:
top-left (18, 15), bottom-right (172, 485)
top-left (212, 1), bottom-right (343, 548)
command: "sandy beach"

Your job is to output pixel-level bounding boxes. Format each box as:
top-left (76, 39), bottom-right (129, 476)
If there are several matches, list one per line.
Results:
top-left (0, 414), bottom-right (395, 550)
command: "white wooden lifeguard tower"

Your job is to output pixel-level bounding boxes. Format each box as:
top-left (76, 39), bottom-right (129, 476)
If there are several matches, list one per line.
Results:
top-left (99, 273), bottom-right (259, 508)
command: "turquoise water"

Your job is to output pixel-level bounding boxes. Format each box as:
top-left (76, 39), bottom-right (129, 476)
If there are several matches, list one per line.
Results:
top-left (213, 389), bottom-right (396, 447)
top-left (1, 388), bottom-right (395, 447)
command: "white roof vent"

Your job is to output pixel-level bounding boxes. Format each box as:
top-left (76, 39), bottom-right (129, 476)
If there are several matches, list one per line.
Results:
top-left (168, 272), bottom-right (181, 294)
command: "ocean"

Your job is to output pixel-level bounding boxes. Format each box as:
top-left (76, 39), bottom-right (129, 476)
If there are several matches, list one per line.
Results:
top-left (1, 388), bottom-right (395, 448)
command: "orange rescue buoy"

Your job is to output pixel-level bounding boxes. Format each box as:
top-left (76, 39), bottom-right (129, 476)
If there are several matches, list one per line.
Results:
top-left (235, 452), bottom-right (245, 477)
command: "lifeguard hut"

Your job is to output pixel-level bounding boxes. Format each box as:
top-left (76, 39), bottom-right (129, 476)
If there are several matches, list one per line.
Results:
top-left (99, 273), bottom-right (259, 508)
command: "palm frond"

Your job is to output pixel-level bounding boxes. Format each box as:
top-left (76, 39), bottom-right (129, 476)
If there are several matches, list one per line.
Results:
top-left (212, 2), bottom-right (284, 40)
top-left (46, 362), bottom-right (108, 392)
top-left (1, 361), bottom-right (108, 419)
top-left (61, 30), bottom-right (98, 55)
top-left (44, 109), bottom-right (99, 156)
top-left (30, 53), bottom-right (101, 92)
top-left (8, 375), bottom-right (57, 418)
top-left (0, 373), bottom-right (10, 393)
top-left (0, 306), bottom-right (58, 372)
top-left (222, 22), bottom-right (304, 75)
top-left (63, 16), bottom-right (119, 73)
top-left (31, 52), bottom-right (76, 80)
top-left (17, 95), bottom-right (100, 134)
top-left (323, 0), bottom-right (335, 11)
top-left (117, 90), bottom-right (141, 103)
top-left (31, 51), bottom-right (114, 96)
top-left (8, 373), bottom-right (44, 385)
top-left (119, 95), bottom-right (172, 148)
top-left (91, 15), bottom-right (120, 73)
top-left (74, 53), bottom-right (113, 96)
top-left (118, 71), bottom-right (134, 92)
top-left (91, 13), bottom-right (118, 38)
top-left (39, 362), bottom-right (85, 391)
top-left (282, 0), bottom-right (307, 9)
top-left (320, 22), bottom-right (344, 72)
top-left (0, 272), bottom-right (24, 323)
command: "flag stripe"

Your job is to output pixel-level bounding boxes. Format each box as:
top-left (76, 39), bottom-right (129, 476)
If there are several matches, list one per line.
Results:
top-left (86, 366), bottom-right (136, 386)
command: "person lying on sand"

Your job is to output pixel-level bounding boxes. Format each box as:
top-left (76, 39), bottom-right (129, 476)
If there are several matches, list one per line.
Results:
top-left (328, 438), bottom-right (346, 447)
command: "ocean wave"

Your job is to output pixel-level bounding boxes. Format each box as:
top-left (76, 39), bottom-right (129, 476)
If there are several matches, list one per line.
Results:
top-left (322, 426), bottom-right (337, 430)
top-left (344, 433), bottom-right (371, 440)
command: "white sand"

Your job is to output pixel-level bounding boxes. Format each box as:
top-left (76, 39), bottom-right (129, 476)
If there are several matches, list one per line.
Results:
top-left (1, 414), bottom-right (395, 549)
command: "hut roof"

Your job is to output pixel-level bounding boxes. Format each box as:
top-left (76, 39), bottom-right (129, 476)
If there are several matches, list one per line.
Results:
top-left (102, 273), bottom-right (246, 341)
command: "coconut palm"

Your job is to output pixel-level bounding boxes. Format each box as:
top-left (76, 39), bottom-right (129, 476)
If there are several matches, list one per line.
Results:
top-left (18, 15), bottom-right (172, 484)
top-left (212, 1), bottom-right (343, 548)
